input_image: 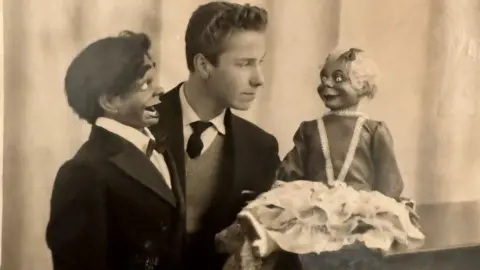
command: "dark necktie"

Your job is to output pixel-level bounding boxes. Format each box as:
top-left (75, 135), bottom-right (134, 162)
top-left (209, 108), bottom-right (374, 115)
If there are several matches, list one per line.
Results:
top-left (186, 121), bottom-right (213, 158)
top-left (145, 139), bottom-right (156, 157)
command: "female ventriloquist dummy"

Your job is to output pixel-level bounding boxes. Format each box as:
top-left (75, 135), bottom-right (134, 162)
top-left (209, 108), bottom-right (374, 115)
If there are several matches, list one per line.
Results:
top-left (215, 48), bottom-right (425, 270)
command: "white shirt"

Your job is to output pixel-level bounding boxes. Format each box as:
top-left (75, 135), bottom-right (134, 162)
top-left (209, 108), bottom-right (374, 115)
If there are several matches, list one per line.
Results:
top-left (95, 117), bottom-right (171, 189)
top-left (179, 84), bottom-right (226, 154)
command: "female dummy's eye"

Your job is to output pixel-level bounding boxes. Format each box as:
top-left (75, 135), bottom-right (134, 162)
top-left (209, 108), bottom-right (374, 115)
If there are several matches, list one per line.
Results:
top-left (331, 70), bottom-right (347, 83)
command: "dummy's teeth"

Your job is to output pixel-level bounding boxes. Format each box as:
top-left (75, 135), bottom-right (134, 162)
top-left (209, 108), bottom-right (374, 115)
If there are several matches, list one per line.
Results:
top-left (145, 106), bottom-right (156, 112)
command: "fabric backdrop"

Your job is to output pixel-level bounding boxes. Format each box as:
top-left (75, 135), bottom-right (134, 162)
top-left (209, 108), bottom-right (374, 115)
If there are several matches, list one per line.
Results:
top-left (3, 0), bottom-right (480, 269)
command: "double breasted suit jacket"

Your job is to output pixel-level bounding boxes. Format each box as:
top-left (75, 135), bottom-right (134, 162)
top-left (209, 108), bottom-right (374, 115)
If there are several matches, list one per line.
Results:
top-left (46, 126), bottom-right (184, 270)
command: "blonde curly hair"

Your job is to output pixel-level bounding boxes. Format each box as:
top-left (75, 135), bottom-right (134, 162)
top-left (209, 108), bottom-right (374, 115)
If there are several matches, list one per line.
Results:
top-left (325, 47), bottom-right (380, 99)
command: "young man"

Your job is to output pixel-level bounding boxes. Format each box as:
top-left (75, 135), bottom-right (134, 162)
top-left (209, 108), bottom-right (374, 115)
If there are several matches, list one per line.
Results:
top-left (151, 2), bottom-right (299, 269)
top-left (46, 31), bottom-right (184, 270)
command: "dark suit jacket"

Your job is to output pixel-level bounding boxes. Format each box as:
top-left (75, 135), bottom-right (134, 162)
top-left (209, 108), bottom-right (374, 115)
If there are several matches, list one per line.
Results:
top-left (150, 83), bottom-right (285, 269)
top-left (46, 126), bottom-right (185, 270)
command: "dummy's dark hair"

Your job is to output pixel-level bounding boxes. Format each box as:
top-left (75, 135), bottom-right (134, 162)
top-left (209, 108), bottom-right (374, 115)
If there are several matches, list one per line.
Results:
top-left (185, 1), bottom-right (268, 72)
top-left (64, 30), bottom-right (156, 124)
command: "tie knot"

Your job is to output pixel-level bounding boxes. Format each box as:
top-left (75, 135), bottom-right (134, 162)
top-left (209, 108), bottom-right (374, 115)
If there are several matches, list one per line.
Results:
top-left (190, 121), bottom-right (213, 135)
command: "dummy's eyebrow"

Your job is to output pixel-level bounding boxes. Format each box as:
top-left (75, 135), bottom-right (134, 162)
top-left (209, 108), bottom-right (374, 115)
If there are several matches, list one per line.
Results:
top-left (319, 68), bottom-right (328, 77)
top-left (332, 69), bottom-right (346, 75)
top-left (145, 52), bottom-right (156, 68)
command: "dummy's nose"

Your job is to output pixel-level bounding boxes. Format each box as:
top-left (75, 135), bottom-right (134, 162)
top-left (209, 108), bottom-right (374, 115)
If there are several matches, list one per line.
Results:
top-left (322, 77), bottom-right (336, 88)
top-left (153, 86), bottom-right (165, 97)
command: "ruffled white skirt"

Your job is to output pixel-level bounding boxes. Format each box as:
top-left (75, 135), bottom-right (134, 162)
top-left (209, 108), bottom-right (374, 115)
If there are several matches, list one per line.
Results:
top-left (238, 180), bottom-right (425, 257)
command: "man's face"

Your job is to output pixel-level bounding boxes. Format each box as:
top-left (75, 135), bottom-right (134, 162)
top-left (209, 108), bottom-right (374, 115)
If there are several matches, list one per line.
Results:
top-left (317, 58), bottom-right (359, 111)
top-left (112, 55), bottom-right (163, 129)
top-left (207, 30), bottom-right (267, 111)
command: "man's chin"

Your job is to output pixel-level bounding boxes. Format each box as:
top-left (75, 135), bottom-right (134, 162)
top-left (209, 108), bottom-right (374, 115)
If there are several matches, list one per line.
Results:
top-left (232, 102), bottom-right (254, 111)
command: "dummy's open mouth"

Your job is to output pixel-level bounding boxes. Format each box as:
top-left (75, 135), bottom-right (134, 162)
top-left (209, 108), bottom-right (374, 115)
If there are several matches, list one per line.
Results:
top-left (145, 105), bottom-right (156, 112)
top-left (323, 94), bottom-right (339, 101)
top-left (144, 98), bottom-right (161, 117)
top-left (144, 104), bottom-right (160, 118)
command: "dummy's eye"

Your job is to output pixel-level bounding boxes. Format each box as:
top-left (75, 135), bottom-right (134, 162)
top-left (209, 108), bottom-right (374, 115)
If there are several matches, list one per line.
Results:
top-left (321, 76), bottom-right (328, 83)
top-left (332, 70), bottom-right (347, 83)
top-left (140, 82), bottom-right (149, 90)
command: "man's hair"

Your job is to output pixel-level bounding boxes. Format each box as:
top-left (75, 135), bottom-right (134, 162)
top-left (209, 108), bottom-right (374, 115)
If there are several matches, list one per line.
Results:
top-left (326, 47), bottom-right (379, 99)
top-left (64, 31), bottom-right (155, 124)
top-left (185, 1), bottom-right (268, 72)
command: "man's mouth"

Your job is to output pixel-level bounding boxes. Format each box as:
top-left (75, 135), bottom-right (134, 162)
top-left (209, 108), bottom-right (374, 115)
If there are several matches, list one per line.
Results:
top-left (242, 92), bottom-right (256, 100)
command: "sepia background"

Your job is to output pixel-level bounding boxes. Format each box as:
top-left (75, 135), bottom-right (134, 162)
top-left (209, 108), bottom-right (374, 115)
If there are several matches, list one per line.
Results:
top-left (2, 0), bottom-right (480, 269)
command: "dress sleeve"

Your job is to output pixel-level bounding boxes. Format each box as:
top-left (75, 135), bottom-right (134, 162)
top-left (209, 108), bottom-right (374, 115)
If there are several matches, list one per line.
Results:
top-left (371, 122), bottom-right (404, 198)
top-left (276, 122), bottom-right (309, 181)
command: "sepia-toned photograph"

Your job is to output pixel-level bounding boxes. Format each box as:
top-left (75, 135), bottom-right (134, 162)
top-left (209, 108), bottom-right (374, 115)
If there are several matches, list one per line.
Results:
top-left (2, 0), bottom-right (480, 269)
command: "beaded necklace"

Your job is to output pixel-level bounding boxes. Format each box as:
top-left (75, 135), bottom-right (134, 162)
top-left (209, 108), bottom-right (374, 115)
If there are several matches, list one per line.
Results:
top-left (317, 110), bottom-right (368, 185)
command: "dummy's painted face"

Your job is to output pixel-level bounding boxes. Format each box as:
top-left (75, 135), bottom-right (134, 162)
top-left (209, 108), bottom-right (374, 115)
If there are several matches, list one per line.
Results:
top-left (317, 58), bottom-right (359, 111)
top-left (103, 55), bottom-right (164, 129)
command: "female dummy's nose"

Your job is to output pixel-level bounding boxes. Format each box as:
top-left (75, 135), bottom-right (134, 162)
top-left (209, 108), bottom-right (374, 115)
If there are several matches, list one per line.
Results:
top-left (322, 77), bottom-right (336, 88)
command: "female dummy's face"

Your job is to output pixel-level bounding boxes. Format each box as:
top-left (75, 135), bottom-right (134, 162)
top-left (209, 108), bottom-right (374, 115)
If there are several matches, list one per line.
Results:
top-left (317, 58), bottom-right (359, 111)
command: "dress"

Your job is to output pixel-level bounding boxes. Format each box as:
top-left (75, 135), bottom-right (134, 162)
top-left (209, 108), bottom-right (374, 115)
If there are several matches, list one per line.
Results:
top-left (272, 111), bottom-right (408, 269)
top-left (276, 111), bottom-right (404, 198)
top-left (215, 111), bottom-right (424, 270)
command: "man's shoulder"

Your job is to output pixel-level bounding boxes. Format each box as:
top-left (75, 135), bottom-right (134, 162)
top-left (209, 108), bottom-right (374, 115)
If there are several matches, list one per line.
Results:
top-left (230, 114), bottom-right (277, 148)
top-left (160, 83), bottom-right (182, 102)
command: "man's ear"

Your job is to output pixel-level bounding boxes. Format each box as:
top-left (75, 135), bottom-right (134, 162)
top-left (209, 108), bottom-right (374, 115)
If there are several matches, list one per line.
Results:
top-left (98, 94), bottom-right (120, 114)
top-left (193, 53), bottom-right (214, 79)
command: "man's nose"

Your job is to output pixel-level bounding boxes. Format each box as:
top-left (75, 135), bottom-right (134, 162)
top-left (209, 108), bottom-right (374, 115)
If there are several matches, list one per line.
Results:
top-left (250, 66), bottom-right (265, 88)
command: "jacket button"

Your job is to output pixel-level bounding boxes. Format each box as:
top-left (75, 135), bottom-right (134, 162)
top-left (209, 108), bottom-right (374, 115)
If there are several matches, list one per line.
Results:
top-left (144, 240), bottom-right (153, 250)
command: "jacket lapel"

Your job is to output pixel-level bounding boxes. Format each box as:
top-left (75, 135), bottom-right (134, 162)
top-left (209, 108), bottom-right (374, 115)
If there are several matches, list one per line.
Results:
top-left (228, 110), bottom-right (250, 194)
top-left (90, 126), bottom-right (177, 207)
top-left (162, 147), bottom-right (185, 211)
top-left (202, 110), bottom-right (251, 230)
top-left (109, 144), bottom-right (177, 207)
top-left (151, 84), bottom-right (186, 188)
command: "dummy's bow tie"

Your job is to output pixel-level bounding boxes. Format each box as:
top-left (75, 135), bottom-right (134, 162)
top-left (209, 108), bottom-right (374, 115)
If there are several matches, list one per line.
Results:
top-left (146, 139), bottom-right (156, 157)
top-left (146, 133), bottom-right (168, 157)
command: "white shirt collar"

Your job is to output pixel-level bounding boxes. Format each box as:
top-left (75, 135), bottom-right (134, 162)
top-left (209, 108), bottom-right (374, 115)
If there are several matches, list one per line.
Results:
top-left (179, 83), bottom-right (226, 135)
top-left (95, 117), bottom-right (155, 154)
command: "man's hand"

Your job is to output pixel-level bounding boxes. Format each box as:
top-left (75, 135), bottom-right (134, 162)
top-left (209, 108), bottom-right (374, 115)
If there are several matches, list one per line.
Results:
top-left (215, 222), bottom-right (245, 254)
